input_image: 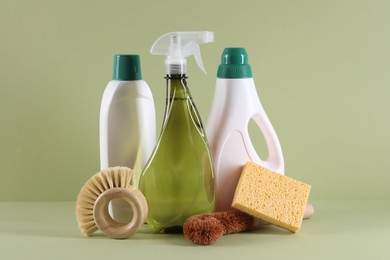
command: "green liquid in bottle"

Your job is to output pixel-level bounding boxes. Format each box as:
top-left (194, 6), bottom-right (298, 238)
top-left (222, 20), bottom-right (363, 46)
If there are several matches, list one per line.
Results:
top-left (139, 74), bottom-right (215, 232)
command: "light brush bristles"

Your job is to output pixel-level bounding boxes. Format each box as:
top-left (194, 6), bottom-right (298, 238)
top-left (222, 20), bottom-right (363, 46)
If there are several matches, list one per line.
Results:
top-left (76, 167), bottom-right (133, 236)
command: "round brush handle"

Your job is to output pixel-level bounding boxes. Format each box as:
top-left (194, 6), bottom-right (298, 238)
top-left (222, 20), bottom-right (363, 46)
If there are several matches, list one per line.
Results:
top-left (93, 187), bottom-right (148, 239)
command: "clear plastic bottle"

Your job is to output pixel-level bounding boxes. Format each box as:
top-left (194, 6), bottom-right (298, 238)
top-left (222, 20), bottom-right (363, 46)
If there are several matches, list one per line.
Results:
top-left (139, 32), bottom-right (215, 232)
top-left (206, 48), bottom-right (284, 211)
top-left (99, 54), bottom-right (156, 223)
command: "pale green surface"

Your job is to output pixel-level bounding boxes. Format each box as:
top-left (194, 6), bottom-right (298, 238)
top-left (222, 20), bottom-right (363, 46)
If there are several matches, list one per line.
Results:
top-left (1, 201), bottom-right (389, 259)
top-left (1, 0), bottom-right (390, 200)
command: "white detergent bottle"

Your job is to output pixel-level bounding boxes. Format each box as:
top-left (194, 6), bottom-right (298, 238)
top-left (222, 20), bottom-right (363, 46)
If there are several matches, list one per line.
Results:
top-left (205, 48), bottom-right (284, 211)
top-left (99, 54), bottom-right (156, 223)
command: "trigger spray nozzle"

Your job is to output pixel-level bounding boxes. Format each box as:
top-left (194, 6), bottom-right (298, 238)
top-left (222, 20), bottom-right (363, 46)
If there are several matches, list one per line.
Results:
top-left (150, 31), bottom-right (214, 75)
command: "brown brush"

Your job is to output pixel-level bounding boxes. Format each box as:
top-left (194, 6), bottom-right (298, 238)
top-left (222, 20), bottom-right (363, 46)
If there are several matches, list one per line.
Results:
top-left (183, 203), bottom-right (314, 245)
top-left (183, 210), bottom-right (255, 245)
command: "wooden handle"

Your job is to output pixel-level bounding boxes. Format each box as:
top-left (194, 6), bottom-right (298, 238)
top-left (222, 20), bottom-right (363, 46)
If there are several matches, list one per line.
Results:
top-left (304, 203), bottom-right (314, 219)
top-left (93, 187), bottom-right (148, 239)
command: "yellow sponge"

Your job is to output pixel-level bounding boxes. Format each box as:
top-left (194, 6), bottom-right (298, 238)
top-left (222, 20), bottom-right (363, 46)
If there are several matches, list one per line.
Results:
top-left (232, 161), bottom-right (311, 233)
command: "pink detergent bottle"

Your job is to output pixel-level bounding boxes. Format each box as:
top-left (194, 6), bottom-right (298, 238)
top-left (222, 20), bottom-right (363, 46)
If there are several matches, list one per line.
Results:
top-left (205, 48), bottom-right (284, 211)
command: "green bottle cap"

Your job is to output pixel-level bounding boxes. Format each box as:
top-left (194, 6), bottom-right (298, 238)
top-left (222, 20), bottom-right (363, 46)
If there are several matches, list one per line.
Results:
top-left (217, 48), bottom-right (252, 78)
top-left (112, 54), bottom-right (142, 80)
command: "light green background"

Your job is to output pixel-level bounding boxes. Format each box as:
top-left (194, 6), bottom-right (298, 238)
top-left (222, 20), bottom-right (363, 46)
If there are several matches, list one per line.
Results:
top-left (1, 0), bottom-right (389, 201)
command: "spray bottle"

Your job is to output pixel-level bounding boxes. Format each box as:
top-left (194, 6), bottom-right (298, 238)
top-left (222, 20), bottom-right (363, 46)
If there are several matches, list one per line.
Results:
top-left (206, 48), bottom-right (284, 211)
top-left (99, 54), bottom-right (156, 223)
top-left (139, 31), bottom-right (215, 232)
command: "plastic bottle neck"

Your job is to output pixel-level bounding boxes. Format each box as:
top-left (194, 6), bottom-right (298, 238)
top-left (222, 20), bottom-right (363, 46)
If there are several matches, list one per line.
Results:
top-left (161, 74), bottom-right (192, 128)
top-left (165, 74), bottom-right (191, 100)
top-left (165, 60), bottom-right (187, 75)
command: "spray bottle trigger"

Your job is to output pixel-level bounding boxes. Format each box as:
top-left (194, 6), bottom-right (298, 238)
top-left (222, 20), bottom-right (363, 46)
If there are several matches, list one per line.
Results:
top-left (151, 31), bottom-right (213, 75)
top-left (185, 42), bottom-right (207, 74)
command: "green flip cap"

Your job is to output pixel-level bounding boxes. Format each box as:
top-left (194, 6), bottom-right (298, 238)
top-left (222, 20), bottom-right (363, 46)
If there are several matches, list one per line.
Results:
top-left (112, 54), bottom-right (142, 80)
top-left (217, 48), bottom-right (252, 78)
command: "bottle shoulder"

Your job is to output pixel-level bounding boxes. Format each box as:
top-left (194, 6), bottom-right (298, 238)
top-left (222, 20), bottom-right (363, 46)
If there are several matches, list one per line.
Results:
top-left (208, 77), bottom-right (264, 120)
top-left (214, 78), bottom-right (258, 98)
top-left (102, 80), bottom-right (154, 102)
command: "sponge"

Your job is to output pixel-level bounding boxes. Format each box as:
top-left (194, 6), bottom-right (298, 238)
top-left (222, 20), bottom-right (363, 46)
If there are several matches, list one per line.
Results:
top-left (232, 161), bottom-right (311, 233)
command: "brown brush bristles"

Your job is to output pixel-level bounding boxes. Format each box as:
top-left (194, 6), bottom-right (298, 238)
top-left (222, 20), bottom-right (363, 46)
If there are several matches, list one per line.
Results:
top-left (183, 215), bottom-right (224, 245)
top-left (183, 210), bottom-right (255, 245)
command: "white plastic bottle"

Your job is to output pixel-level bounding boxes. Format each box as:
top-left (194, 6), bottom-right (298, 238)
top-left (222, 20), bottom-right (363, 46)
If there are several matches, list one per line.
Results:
top-left (205, 48), bottom-right (284, 212)
top-left (99, 54), bottom-right (156, 222)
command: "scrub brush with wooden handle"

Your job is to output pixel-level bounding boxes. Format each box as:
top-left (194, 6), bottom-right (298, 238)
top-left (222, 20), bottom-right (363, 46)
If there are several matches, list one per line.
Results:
top-left (76, 166), bottom-right (148, 239)
top-left (183, 204), bottom-right (314, 245)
